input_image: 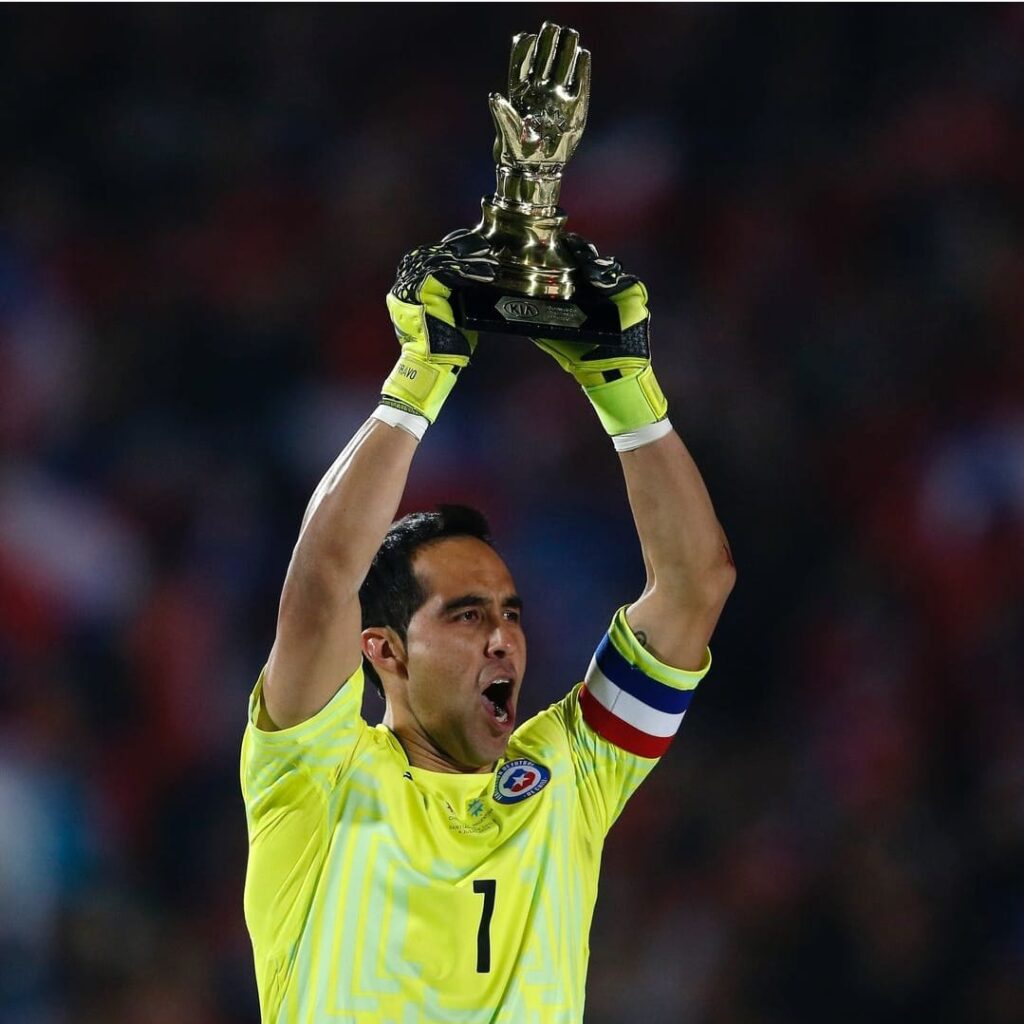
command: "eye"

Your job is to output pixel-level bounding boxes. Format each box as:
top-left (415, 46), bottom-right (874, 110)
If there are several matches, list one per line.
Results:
top-left (457, 609), bottom-right (480, 622)
top-left (504, 610), bottom-right (521, 623)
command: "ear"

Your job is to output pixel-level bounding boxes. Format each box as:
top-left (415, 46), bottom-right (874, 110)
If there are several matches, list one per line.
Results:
top-left (360, 627), bottom-right (409, 682)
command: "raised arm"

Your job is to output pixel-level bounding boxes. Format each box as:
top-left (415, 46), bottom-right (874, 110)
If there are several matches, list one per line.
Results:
top-left (619, 432), bottom-right (734, 670)
top-left (261, 232), bottom-right (498, 729)
top-left (533, 237), bottom-right (734, 670)
top-left (262, 421), bottom-right (417, 729)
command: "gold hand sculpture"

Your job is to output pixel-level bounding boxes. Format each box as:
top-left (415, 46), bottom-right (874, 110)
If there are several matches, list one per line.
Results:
top-left (488, 22), bottom-right (592, 212)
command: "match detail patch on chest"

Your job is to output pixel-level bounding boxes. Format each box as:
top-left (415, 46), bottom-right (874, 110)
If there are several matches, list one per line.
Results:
top-left (493, 758), bottom-right (550, 804)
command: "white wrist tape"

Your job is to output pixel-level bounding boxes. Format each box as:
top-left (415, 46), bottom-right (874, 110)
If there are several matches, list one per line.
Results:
top-left (611, 417), bottom-right (673, 452)
top-left (372, 403), bottom-right (428, 441)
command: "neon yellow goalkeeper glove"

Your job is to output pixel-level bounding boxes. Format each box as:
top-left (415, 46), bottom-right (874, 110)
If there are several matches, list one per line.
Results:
top-left (533, 234), bottom-right (668, 438)
top-left (382, 230), bottom-right (498, 424)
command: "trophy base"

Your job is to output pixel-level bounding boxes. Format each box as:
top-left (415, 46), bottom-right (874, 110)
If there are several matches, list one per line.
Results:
top-left (450, 280), bottom-right (627, 346)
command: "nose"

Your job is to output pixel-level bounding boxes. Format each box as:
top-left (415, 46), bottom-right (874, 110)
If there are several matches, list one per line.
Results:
top-left (486, 620), bottom-right (517, 659)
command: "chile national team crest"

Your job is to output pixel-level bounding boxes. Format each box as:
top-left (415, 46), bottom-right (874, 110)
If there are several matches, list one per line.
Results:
top-left (494, 758), bottom-right (551, 804)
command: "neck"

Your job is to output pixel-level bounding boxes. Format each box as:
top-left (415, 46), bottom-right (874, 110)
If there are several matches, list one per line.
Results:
top-left (383, 709), bottom-right (494, 775)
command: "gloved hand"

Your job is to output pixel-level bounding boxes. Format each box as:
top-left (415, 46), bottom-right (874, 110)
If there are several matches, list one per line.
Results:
top-left (382, 230), bottom-right (498, 423)
top-left (533, 235), bottom-right (668, 438)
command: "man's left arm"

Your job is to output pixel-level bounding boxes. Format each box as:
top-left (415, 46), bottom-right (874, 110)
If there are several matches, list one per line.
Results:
top-left (538, 426), bottom-right (732, 832)
top-left (619, 429), bottom-right (735, 671)
top-left (532, 236), bottom-right (734, 671)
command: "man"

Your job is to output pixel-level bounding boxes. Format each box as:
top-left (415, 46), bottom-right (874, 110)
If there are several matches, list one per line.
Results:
top-left (240, 229), bottom-right (735, 1022)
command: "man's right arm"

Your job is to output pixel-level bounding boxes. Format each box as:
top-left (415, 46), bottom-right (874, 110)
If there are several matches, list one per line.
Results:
top-left (259, 230), bottom-right (496, 730)
top-left (261, 417), bottom-right (418, 730)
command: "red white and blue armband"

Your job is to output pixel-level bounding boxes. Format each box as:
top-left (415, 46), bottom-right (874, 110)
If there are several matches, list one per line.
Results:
top-left (579, 607), bottom-right (711, 758)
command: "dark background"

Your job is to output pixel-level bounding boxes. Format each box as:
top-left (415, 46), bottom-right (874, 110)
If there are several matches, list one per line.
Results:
top-left (1, 4), bottom-right (1022, 1022)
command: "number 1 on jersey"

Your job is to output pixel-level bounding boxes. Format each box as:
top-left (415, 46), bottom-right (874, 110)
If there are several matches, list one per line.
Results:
top-left (473, 879), bottom-right (497, 973)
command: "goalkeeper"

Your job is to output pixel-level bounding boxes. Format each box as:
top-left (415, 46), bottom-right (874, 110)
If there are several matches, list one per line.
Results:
top-left (240, 226), bottom-right (735, 1022)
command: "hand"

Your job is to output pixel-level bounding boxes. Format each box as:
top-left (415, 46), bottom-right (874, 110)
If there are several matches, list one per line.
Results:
top-left (533, 235), bottom-right (668, 437)
top-left (533, 234), bottom-right (650, 382)
top-left (489, 22), bottom-right (591, 171)
top-left (381, 230), bottom-right (498, 423)
top-left (389, 229), bottom-right (500, 304)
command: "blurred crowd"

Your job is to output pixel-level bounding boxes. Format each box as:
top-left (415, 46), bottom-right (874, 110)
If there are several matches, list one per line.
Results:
top-left (1, 5), bottom-right (1022, 1023)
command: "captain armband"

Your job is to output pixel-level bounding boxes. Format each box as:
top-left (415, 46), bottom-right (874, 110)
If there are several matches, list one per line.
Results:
top-left (579, 607), bottom-right (710, 758)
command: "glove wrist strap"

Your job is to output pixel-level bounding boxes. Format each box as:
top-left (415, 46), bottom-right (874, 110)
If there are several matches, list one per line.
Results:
top-left (372, 402), bottom-right (428, 441)
top-left (583, 365), bottom-right (669, 436)
top-left (381, 350), bottom-right (460, 424)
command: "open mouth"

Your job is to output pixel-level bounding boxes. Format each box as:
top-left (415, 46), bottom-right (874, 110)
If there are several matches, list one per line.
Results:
top-left (481, 679), bottom-right (514, 727)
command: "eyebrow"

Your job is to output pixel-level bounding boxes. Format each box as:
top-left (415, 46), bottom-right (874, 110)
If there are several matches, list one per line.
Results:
top-left (441, 593), bottom-right (524, 614)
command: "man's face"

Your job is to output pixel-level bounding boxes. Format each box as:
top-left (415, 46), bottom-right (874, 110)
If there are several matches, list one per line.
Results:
top-left (400, 536), bottom-right (526, 772)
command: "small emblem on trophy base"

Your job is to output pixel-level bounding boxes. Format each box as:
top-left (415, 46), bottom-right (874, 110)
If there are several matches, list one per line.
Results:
top-left (495, 296), bottom-right (587, 329)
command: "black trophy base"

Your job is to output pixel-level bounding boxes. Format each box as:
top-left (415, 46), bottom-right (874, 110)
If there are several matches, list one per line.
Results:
top-left (451, 280), bottom-right (627, 346)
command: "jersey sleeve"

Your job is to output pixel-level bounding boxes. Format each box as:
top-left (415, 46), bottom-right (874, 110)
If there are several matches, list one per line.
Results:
top-left (564, 606), bottom-right (711, 836)
top-left (240, 663), bottom-right (369, 812)
top-left (240, 665), bottom-right (371, 965)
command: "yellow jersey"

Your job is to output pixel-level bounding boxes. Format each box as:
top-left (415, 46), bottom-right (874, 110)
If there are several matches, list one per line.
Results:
top-left (241, 607), bottom-right (710, 1023)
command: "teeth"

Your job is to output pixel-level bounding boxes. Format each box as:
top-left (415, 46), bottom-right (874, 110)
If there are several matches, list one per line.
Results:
top-left (482, 679), bottom-right (513, 725)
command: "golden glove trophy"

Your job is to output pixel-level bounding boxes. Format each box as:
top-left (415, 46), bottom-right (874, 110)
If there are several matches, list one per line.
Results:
top-left (449, 22), bottom-right (632, 346)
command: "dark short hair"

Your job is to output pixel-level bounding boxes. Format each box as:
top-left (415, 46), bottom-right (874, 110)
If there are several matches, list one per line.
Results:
top-left (359, 504), bottom-right (494, 700)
